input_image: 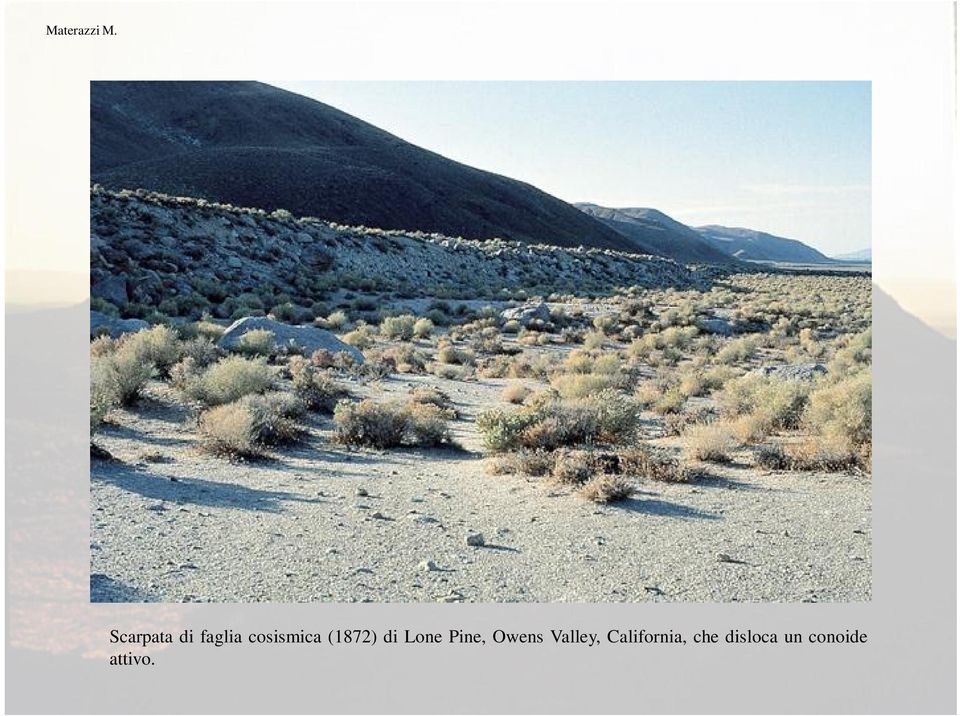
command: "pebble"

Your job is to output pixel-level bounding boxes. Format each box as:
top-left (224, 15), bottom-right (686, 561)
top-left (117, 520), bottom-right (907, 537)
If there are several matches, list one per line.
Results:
top-left (419, 560), bottom-right (439, 572)
top-left (355, 487), bottom-right (368, 497)
top-left (465, 532), bottom-right (485, 547)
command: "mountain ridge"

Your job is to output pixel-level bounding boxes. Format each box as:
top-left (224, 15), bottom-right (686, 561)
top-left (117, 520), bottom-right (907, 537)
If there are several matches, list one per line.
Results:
top-left (575, 203), bottom-right (738, 265)
top-left (91, 81), bottom-right (636, 252)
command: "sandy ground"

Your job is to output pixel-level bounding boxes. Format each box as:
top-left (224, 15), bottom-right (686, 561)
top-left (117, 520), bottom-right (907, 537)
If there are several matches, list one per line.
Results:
top-left (90, 367), bottom-right (871, 604)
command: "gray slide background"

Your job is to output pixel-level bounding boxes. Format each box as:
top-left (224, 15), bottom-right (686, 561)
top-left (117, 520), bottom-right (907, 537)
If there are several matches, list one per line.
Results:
top-left (4, 283), bottom-right (955, 713)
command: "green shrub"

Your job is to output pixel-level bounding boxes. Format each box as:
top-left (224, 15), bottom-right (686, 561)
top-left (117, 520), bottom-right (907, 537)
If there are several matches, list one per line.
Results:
top-left (176, 355), bottom-right (273, 407)
top-left (476, 390), bottom-right (640, 453)
top-left (380, 314), bottom-right (417, 341)
top-left (332, 397), bottom-right (454, 449)
top-left (91, 350), bottom-right (153, 409)
top-left (237, 329), bottom-right (276, 357)
top-left (119, 325), bottom-right (182, 376)
top-left (804, 369), bottom-right (871, 448)
top-left (289, 357), bottom-right (347, 413)
top-left (413, 317), bottom-right (434, 339)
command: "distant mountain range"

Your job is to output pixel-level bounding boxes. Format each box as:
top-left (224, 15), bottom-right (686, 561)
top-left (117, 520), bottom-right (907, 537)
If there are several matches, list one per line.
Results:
top-left (91, 81), bottom-right (851, 268)
top-left (694, 225), bottom-right (835, 264)
top-left (575, 204), bottom-right (738, 265)
top-left (832, 248), bottom-right (872, 262)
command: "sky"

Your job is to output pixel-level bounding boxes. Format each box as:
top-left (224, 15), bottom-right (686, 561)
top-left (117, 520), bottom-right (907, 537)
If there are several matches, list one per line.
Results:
top-left (272, 81), bottom-right (871, 256)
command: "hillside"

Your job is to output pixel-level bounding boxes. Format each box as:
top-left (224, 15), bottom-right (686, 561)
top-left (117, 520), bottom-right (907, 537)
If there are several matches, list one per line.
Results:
top-left (90, 187), bottom-right (700, 320)
top-left (576, 204), bottom-right (738, 265)
top-left (695, 225), bottom-right (835, 264)
top-left (91, 81), bottom-right (638, 252)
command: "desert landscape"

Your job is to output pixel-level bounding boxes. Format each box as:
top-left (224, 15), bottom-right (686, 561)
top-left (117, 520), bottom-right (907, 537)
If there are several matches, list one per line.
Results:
top-left (89, 82), bottom-right (871, 603)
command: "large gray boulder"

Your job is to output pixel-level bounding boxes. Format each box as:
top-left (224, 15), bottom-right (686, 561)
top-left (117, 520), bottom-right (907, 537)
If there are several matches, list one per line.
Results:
top-left (753, 363), bottom-right (828, 381)
top-left (697, 312), bottom-right (770, 336)
top-left (500, 302), bottom-right (550, 326)
top-left (90, 310), bottom-right (149, 338)
top-left (91, 276), bottom-right (129, 306)
top-left (218, 316), bottom-right (363, 362)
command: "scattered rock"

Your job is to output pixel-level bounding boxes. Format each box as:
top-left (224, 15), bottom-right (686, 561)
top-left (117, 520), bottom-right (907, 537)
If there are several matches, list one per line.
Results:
top-left (752, 363), bottom-right (828, 381)
top-left (465, 532), bottom-right (485, 547)
top-left (355, 487), bottom-right (368, 497)
top-left (218, 316), bottom-right (364, 362)
top-left (91, 276), bottom-right (129, 305)
top-left (90, 310), bottom-right (149, 339)
top-left (419, 560), bottom-right (440, 572)
top-left (500, 302), bottom-right (550, 326)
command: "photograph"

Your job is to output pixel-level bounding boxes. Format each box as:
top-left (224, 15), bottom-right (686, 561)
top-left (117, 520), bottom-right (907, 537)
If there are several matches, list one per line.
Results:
top-left (88, 80), bottom-right (872, 604)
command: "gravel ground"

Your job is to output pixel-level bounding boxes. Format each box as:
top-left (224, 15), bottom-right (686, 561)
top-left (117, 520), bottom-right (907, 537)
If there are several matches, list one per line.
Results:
top-left (90, 373), bottom-right (871, 603)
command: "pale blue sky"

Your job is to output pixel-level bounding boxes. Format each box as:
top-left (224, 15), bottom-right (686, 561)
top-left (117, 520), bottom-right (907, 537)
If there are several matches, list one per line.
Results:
top-left (271, 81), bottom-right (870, 255)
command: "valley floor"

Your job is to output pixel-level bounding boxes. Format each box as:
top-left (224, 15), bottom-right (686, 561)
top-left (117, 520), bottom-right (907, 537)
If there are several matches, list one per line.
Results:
top-left (91, 370), bottom-right (871, 603)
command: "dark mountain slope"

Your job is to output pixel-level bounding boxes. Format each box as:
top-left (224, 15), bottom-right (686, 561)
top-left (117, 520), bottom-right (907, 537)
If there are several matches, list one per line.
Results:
top-left (91, 81), bottom-right (637, 251)
top-left (695, 224), bottom-right (835, 264)
top-left (576, 203), bottom-right (739, 265)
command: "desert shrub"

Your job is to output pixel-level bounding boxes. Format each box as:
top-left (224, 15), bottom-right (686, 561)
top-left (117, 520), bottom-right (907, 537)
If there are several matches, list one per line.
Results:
top-left (551, 372), bottom-right (623, 399)
top-left (716, 336), bottom-right (759, 365)
top-left (380, 314), bottom-right (417, 341)
top-left (663, 406), bottom-right (715, 436)
top-left (119, 325), bottom-right (182, 376)
top-left (563, 350), bottom-right (595, 374)
top-left (408, 386), bottom-right (456, 417)
top-left (198, 401), bottom-right (264, 459)
top-left (717, 374), bottom-right (810, 432)
top-left (366, 344), bottom-right (429, 374)
top-left (90, 335), bottom-right (116, 358)
top-left (289, 357), bottom-right (346, 412)
top-left (591, 353), bottom-right (623, 375)
top-left (181, 337), bottom-right (220, 367)
top-left (413, 317), bottom-right (434, 339)
top-left (582, 330), bottom-right (606, 350)
top-left (91, 350), bottom-right (153, 408)
top-left (197, 393), bottom-right (303, 459)
top-left (578, 474), bottom-right (633, 503)
top-left (236, 329), bottom-right (276, 357)
top-left (177, 355), bottom-right (273, 407)
top-left (342, 324), bottom-right (375, 349)
top-left (550, 449), bottom-right (597, 485)
top-left (333, 397), bottom-right (454, 449)
top-left (652, 387), bottom-right (686, 415)
top-left (194, 318), bottom-right (226, 341)
top-left (804, 369), bottom-right (871, 449)
top-left (617, 446), bottom-right (692, 483)
top-left (759, 438), bottom-right (863, 473)
top-left (406, 402), bottom-right (454, 446)
top-left (755, 442), bottom-right (790, 470)
top-left (326, 310), bottom-right (350, 330)
top-left (436, 343), bottom-right (475, 366)
top-left (502, 383), bottom-right (532, 404)
top-left (592, 314), bottom-right (618, 334)
top-left (502, 319), bottom-right (521, 334)
top-left (683, 424), bottom-right (735, 463)
top-left (497, 449), bottom-right (556, 476)
top-left (333, 399), bottom-right (409, 448)
top-left (476, 390), bottom-right (640, 453)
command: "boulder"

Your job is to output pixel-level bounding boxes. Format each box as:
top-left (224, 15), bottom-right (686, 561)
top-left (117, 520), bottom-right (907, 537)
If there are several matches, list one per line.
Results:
top-left (217, 316), bottom-right (363, 362)
top-left (91, 276), bottom-right (129, 306)
top-left (90, 310), bottom-right (149, 338)
top-left (753, 363), bottom-right (828, 381)
top-left (697, 314), bottom-right (770, 336)
top-left (500, 301), bottom-right (550, 326)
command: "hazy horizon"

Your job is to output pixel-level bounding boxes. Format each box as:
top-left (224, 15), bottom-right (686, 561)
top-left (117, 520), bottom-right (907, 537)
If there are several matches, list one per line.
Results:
top-left (270, 80), bottom-right (871, 256)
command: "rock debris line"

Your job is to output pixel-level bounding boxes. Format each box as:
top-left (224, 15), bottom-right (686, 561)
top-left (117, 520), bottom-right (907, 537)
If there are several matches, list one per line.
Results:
top-left (90, 186), bottom-right (712, 313)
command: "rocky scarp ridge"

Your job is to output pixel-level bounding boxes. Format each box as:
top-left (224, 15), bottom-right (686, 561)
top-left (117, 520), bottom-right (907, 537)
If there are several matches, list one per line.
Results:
top-left (91, 186), bottom-right (706, 321)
